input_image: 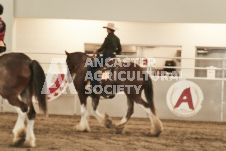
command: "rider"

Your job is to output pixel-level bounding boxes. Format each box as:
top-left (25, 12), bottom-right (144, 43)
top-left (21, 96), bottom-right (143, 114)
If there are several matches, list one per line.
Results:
top-left (0, 4), bottom-right (6, 54)
top-left (87, 22), bottom-right (122, 90)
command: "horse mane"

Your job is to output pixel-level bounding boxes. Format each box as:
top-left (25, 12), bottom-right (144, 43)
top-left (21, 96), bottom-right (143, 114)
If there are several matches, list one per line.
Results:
top-left (66, 52), bottom-right (93, 75)
top-left (70, 52), bottom-right (91, 63)
top-left (71, 52), bottom-right (88, 57)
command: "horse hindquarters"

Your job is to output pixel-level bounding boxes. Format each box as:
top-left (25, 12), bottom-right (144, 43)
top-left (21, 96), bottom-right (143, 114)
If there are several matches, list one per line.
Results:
top-left (17, 60), bottom-right (47, 147)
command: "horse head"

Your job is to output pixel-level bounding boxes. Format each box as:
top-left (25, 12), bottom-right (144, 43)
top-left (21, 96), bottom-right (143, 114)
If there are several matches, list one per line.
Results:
top-left (65, 51), bottom-right (89, 83)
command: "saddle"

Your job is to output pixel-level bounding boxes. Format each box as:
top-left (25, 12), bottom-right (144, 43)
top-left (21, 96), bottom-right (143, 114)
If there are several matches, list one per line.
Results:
top-left (97, 58), bottom-right (118, 80)
top-left (93, 58), bottom-right (119, 99)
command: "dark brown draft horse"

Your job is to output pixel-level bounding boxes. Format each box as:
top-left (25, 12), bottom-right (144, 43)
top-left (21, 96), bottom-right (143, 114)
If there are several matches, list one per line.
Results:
top-left (0, 53), bottom-right (47, 147)
top-left (65, 51), bottom-right (163, 136)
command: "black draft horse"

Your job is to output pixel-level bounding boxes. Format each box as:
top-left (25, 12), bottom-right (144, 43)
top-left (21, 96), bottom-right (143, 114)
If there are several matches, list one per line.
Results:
top-left (65, 51), bottom-right (163, 136)
top-left (0, 53), bottom-right (47, 147)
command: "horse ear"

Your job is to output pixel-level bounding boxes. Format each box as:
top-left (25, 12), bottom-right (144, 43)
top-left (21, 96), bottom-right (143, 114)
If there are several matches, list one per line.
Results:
top-left (65, 50), bottom-right (69, 56)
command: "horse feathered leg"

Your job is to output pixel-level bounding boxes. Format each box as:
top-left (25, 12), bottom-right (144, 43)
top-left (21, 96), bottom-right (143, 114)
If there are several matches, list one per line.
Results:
top-left (21, 88), bottom-right (36, 147)
top-left (115, 97), bottom-right (134, 134)
top-left (7, 96), bottom-right (27, 146)
top-left (25, 102), bottom-right (36, 147)
top-left (12, 106), bottom-right (26, 146)
top-left (75, 104), bottom-right (90, 132)
top-left (12, 105), bottom-right (36, 148)
top-left (143, 74), bottom-right (163, 136)
top-left (91, 97), bottom-right (113, 128)
top-left (103, 113), bottom-right (113, 129)
top-left (75, 92), bottom-right (90, 132)
top-left (24, 119), bottom-right (36, 147)
top-left (91, 97), bottom-right (104, 124)
top-left (136, 96), bottom-right (163, 137)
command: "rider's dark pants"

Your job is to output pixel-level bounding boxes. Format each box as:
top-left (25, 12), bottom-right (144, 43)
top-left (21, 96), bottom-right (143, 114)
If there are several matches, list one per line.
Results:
top-left (87, 53), bottom-right (115, 88)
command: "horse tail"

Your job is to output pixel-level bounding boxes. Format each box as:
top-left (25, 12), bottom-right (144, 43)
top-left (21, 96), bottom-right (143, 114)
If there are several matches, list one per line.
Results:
top-left (143, 73), bottom-right (156, 115)
top-left (30, 60), bottom-right (47, 115)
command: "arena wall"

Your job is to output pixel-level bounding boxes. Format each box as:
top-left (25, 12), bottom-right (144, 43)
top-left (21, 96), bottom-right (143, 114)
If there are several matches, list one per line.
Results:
top-left (1, 77), bottom-right (225, 122)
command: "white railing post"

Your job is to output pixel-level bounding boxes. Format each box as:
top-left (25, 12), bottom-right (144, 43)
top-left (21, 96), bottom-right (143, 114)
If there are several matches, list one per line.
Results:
top-left (0, 96), bottom-right (3, 112)
top-left (221, 59), bottom-right (225, 122)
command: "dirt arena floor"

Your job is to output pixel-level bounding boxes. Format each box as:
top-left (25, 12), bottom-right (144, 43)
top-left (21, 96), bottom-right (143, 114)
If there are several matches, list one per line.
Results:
top-left (0, 113), bottom-right (225, 151)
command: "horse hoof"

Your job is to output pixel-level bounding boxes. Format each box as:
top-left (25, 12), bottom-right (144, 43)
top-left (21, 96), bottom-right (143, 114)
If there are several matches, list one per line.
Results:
top-left (105, 119), bottom-right (113, 128)
top-left (115, 125), bottom-right (125, 134)
top-left (13, 137), bottom-right (26, 147)
top-left (149, 129), bottom-right (163, 137)
top-left (151, 117), bottom-right (163, 137)
top-left (24, 140), bottom-right (36, 148)
top-left (74, 125), bottom-right (90, 132)
top-left (13, 128), bottom-right (26, 147)
top-left (104, 113), bottom-right (113, 128)
top-left (115, 129), bottom-right (123, 134)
